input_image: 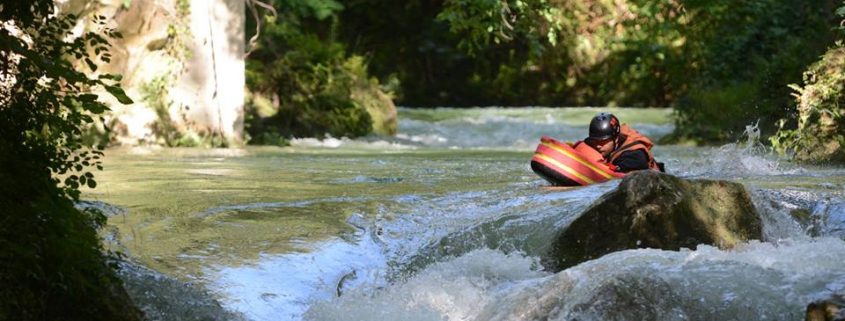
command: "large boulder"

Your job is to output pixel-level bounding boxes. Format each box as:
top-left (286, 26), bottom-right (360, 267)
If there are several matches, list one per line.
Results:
top-left (546, 170), bottom-right (762, 271)
top-left (807, 293), bottom-right (845, 321)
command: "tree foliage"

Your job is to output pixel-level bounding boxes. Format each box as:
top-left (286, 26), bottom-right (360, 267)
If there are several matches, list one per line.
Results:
top-left (245, 0), bottom-right (837, 142)
top-left (437, 0), bottom-right (564, 54)
top-left (670, 0), bottom-right (835, 142)
top-left (245, 0), bottom-right (383, 142)
top-left (0, 2), bottom-right (140, 319)
top-left (771, 3), bottom-right (845, 163)
top-left (344, 0), bottom-right (835, 141)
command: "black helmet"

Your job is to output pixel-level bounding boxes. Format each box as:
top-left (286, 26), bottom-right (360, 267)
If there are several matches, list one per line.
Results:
top-left (588, 112), bottom-right (620, 141)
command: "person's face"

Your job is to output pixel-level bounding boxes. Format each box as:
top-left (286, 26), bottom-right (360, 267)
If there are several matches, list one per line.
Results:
top-left (587, 138), bottom-right (616, 158)
top-left (598, 140), bottom-right (615, 157)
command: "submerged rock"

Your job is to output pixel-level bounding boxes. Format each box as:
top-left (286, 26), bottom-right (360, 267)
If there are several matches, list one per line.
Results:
top-left (546, 170), bottom-right (762, 270)
top-left (808, 202), bottom-right (845, 240)
top-left (807, 293), bottom-right (845, 321)
top-left (118, 261), bottom-right (246, 321)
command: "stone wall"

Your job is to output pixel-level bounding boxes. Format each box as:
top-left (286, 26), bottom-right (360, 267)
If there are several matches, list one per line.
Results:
top-left (58, 0), bottom-right (245, 146)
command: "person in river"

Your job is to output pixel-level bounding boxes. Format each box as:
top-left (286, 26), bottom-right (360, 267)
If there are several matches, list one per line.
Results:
top-left (583, 112), bottom-right (665, 173)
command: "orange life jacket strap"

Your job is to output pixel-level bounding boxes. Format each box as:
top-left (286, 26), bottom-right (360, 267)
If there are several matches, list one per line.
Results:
top-left (608, 134), bottom-right (660, 171)
top-left (609, 140), bottom-right (649, 160)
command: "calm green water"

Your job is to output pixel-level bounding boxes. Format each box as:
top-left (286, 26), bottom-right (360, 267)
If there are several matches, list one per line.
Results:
top-left (85, 107), bottom-right (845, 321)
top-left (93, 147), bottom-right (533, 277)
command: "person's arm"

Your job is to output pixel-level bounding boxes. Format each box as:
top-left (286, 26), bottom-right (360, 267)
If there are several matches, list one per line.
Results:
top-left (611, 150), bottom-right (650, 173)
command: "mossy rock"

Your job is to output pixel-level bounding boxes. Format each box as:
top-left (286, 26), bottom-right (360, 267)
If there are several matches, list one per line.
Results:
top-left (352, 83), bottom-right (397, 136)
top-left (345, 57), bottom-right (397, 136)
top-left (546, 171), bottom-right (762, 271)
top-left (806, 293), bottom-right (845, 321)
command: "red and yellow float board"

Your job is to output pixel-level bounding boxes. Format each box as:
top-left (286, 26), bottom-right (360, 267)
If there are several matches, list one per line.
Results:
top-left (530, 136), bottom-right (625, 186)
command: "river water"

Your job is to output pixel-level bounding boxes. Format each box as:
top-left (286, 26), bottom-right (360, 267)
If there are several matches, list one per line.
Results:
top-left (86, 107), bottom-right (845, 321)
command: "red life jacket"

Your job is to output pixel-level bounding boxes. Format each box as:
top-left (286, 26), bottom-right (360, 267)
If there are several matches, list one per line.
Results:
top-left (607, 124), bottom-right (661, 171)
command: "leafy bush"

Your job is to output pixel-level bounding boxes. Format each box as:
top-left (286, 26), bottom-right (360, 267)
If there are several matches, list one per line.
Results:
top-left (771, 45), bottom-right (845, 163)
top-left (245, 0), bottom-right (386, 142)
top-left (0, 2), bottom-right (141, 320)
top-left (769, 2), bottom-right (845, 163)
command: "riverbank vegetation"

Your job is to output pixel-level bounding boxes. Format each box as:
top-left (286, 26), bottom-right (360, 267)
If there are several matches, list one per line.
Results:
top-left (0, 2), bottom-right (141, 320)
top-left (246, 0), bottom-right (841, 148)
top-left (771, 43), bottom-right (845, 163)
top-left (244, 0), bottom-right (397, 144)
top-left (768, 3), bottom-right (845, 163)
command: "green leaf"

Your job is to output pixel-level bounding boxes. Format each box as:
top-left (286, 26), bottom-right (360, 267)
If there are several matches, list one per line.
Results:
top-left (87, 179), bottom-right (97, 189)
top-left (99, 74), bottom-right (123, 81)
top-left (85, 58), bottom-right (98, 72)
top-left (78, 94), bottom-right (98, 102)
top-left (105, 85), bottom-right (134, 104)
top-left (83, 101), bottom-right (108, 114)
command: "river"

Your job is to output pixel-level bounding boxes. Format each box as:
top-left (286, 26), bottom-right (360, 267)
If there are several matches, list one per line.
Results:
top-left (84, 107), bottom-right (845, 321)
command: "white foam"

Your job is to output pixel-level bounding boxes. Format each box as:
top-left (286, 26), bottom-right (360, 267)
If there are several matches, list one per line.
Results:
top-left (289, 137), bottom-right (417, 150)
top-left (395, 133), bottom-right (448, 145)
top-left (481, 238), bottom-right (845, 321)
top-left (300, 238), bottom-right (845, 321)
top-left (304, 249), bottom-right (547, 321)
top-left (289, 137), bottom-right (347, 148)
top-left (209, 234), bottom-right (387, 321)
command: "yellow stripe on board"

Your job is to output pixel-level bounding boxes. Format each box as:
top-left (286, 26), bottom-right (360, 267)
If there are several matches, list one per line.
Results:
top-left (534, 153), bottom-right (596, 185)
top-left (540, 142), bottom-right (614, 180)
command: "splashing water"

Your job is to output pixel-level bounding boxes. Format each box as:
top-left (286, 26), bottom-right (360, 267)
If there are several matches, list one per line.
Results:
top-left (676, 122), bottom-right (802, 178)
top-left (304, 249), bottom-right (548, 321)
top-left (209, 232), bottom-right (388, 321)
